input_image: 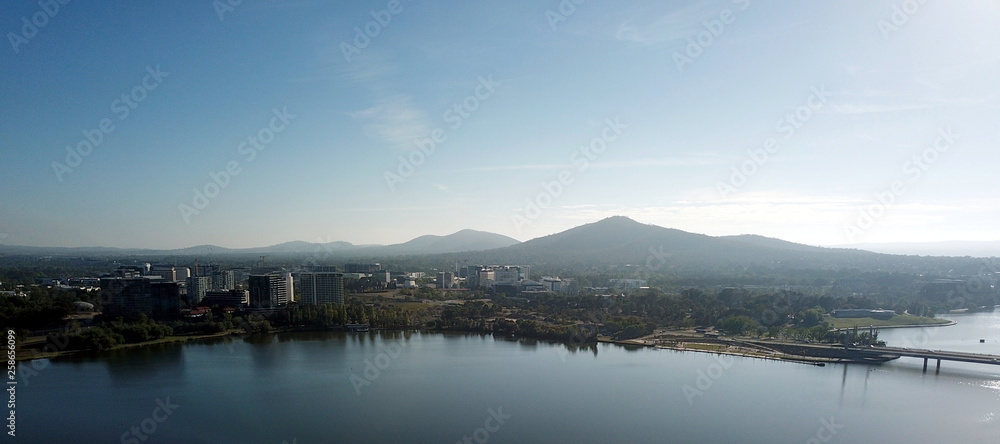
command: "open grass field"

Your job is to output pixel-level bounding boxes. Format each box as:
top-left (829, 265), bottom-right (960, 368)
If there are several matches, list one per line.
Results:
top-left (827, 314), bottom-right (952, 330)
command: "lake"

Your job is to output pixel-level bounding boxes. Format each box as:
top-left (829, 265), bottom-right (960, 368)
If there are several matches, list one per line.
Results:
top-left (14, 312), bottom-right (1000, 443)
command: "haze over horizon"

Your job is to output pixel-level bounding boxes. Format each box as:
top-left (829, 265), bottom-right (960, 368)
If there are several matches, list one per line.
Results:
top-left (3, 1), bottom-right (998, 250)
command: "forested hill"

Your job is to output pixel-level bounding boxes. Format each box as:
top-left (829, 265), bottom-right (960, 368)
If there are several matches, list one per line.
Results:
top-left (418, 217), bottom-right (992, 277)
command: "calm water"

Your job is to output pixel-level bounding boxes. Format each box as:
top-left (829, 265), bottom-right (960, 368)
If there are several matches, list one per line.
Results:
top-left (15, 312), bottom-right (1000, 443)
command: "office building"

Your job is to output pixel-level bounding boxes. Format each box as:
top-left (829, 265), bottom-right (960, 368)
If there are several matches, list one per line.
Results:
top-left (344, 263), bottom-right (381, 273)
top-left (437, 272), bottom-right (454, 289)
top-left (150, 282), bottom-right (182, 316)
top-left (202, 289), bottom-right (249, 308)
top-left (186, 276), bottom-right (211, 305)
top-left (299, 272), bottom-right (344, 305)
top-left (248, 273), bottom-right (291, 308)
top-left (210, 270), bottom-right (235, 290)
top-left (101, 277), bottom-right (153, 317)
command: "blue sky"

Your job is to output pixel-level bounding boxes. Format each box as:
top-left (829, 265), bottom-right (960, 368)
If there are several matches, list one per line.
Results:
top-left (1, 0), bottom-right (998, 249)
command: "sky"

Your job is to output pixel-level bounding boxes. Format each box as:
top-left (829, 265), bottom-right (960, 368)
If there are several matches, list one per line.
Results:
top-left (1, 0), bottom-right (999, 249)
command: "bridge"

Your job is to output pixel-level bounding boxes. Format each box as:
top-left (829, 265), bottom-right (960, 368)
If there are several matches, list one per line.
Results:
top-left (737, 339), bottom-right (1000, 373)
top-left (859, 346), bottom-right (1000, 374)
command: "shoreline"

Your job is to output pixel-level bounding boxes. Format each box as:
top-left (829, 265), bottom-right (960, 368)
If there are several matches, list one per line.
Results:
top-left (12, 318), bottom-right (962, 363)
top-left (598, 337), bottom-right (837, 365)
top-left (597, 319), bottom-right (963, 366)
top-left (14, 330), bottom-right (238, 362)
top-left (14, 325), bottom-right (423, 362)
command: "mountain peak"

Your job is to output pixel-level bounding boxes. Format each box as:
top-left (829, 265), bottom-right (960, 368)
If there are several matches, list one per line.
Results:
top-left (596, 215), bottom-right (641, 225)
top-left (379, 229), bottom-right (520, 254)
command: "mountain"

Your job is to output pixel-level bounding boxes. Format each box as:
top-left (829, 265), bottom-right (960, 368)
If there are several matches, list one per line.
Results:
top-left (1, 217), bottom-right (991, 278)
top-left (829, 241), bottom-right (1000, 258)
top-left (371, 229), bottom-right (521, 255)
top-left (426, 216), bottom-right (983, 276)
top-left (0, 230), bottom-right (518, 257)
top-left (720, 234), bottom-right (828, 252)
top-left (498, 216), bottom-right (724, 260)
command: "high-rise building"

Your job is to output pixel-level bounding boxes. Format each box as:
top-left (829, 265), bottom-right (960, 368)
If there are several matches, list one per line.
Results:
top-left (344, 263), bottom-right (381, 273)
top-left (210, 270), bottom-right (235, 290)
top-left (477, 269), bottom-right (495, 288)
top-left (437, 272), bottom-right (454, 289)
top-left (466, 265), bottom-right (526, 288)
top-left (149, 265), bottom-right (178, 282)
top-left (102, 277), bottom-right (180, 318)
top-left (299, 272), bottom-right (344, 305)
top-left (248, 273), bottom-right (291, 308)
top-left (193, 263), bottom-right (220, 277)
top-left (283, 272), bottom-right (294, 303)
top-left (101, 277), bottom-right (153, 317)
top-left (372, 270), bottom-right (391, 288)
top-left (202, 289), bottom-right (249, 307)
top-left (494, 266), bottom-right (520, 284)
top-left (150, 282), bottom-right (181, 316)
top-left (186, 276), bottom-right (211, 305)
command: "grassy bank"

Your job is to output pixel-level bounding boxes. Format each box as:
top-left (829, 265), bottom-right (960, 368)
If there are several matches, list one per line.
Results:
top-left (827, 314), bottom-right (952, 330)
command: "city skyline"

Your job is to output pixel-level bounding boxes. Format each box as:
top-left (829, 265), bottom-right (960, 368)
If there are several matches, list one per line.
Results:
top-left (3, 1), bottom-right (999, 250)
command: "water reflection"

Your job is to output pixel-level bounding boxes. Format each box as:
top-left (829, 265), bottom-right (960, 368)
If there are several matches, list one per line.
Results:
top-left (560, 342), bottom-right (599, 358)
top-left (97, 343), bottom-right (185, 386)
top-left (18, 314), bottom-right (1000, 444)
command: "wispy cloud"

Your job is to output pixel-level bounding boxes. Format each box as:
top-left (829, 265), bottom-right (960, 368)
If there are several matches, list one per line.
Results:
top-left (327, 47), bottom-right (435, 152)
top-left (347, 94), bottom-right (431, 150)
top-left (614, 1), bottom-right (719, 44)
top-left (451, 156), bottom-right (730, 173)
top-left (823, 103), bottom-right (932, 114)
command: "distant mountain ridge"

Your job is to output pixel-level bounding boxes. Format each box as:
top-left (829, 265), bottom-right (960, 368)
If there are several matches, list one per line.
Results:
top-left (447, 216), bottom-right (853, 269)
top-left (376, 229), bottom-right (520, 255)
top-left (0, 229), bottom-right (520, 257)
top-left (829, 241), bottom-right (1000, 258)
top-left (428, 216), bottom-right (984, 275)
top-left (1, 218), bottom-right (995, 278)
